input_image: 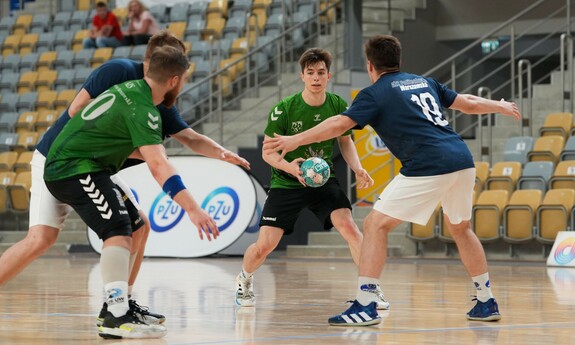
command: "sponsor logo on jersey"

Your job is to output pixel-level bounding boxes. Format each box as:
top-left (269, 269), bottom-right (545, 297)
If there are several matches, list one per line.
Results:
top-left (314, 114), bottom-right (321, 121)
top-left (291, 121), bottom-right (303, 133)
top-left (270, 107), bottom-right (283, 121)
top-left (201, 187), bottom-right (240, 232)
top-left (147, 113), bottom-right (159, 130)
top-left (391, 78), bottom-right (428, 91)
top-left (262, 216), bottom-right (276, 221)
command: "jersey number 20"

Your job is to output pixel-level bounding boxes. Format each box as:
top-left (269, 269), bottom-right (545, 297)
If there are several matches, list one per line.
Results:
top-left (410, 92), bottom-right (448, 127)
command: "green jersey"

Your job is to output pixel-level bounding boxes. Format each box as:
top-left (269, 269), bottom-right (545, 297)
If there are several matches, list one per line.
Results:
top-left (264, 91), bottom-right (350, 189)
top-left (45, 79), bottom-right (163, 181)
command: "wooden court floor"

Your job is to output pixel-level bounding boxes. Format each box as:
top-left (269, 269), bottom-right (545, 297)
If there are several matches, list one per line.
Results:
top-left (0, 254), bottom-right (573, 345)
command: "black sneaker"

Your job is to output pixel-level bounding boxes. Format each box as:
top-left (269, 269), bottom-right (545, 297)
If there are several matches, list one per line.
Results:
top-left (98, 310), bottom-right (167, 339)
top-left (96, 302), bottom-right (107, 327)
top-left (129, 299), bottom-right (166, 325)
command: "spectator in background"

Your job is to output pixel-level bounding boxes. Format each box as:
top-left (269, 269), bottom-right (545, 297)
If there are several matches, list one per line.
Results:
top-left (83, 1), bottom-right (123, 49)
top-left (122, 0), bottom-right (160, 46)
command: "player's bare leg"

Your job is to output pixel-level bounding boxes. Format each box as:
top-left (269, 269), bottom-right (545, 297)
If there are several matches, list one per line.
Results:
top-left (330, 208), bottom-right (362, 266)
top-left (236, 226), bottom-right (283, 306)
top-left (0, 225), bottom-right (59, 286)
top-left (444, 214), bottom-right (500, 321)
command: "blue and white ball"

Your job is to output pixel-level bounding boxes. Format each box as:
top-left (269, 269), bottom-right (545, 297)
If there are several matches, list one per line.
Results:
top-left (300, 157), bottom-right (330, 188)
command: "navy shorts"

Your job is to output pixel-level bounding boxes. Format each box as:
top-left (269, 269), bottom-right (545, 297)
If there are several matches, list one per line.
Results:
top-left (259, 179), bottom-right (352, 235)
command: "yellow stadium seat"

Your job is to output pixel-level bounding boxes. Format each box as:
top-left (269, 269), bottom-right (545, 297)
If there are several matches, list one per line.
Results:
top-left (112, 7), bottom-right (129, 25)
top-left (503, 189), bottom-right (542, 244)
top-left (409, 204), bottom-right (440, 254)
top-left (13, 151), bottom-right (33, 173)
top-left (37, 51), bottom-right (57, 72)
top-left (249, 10), bottom-right (267, 33)
top-left (77, 0), bottom-right (92, 11)
top-left (17, 71), bottom-right (39, 94)
top-left (536, 189), bottom-right (575, 244)
top-left (36, 90), bottom-right (58, 111)
top-left (549, 160), bottom-right (575, 190)
top-left (485, 161), bottom-right (522, 194)
top-left (539, 112), bottom-right (573, 140)
top-left (528, 135), bottom-right (565, 164)
top-left (208, 0), bottom-right (229, 18)
top-left (167, 22), bottom-right (187, 40)
top-left (13, 14), bottom-right (33, 35)
top-left (15, 111), bottom-right (38, 134)
top-left (472, 190), bottom-right (509, 242)
top-left (0, 171), bottom-right (17, 214)
top-left (0, 151), bottom-right (18, 172)
top-left (36, 110), bottom-right (58, 133)
top-left (54, 89), bottom-right (77, 112)
top-left (8, 170), bottom-right (31, 212)
top-left (230, 37), bottom-right (249, 73)
top-left (72, 30), bottom-right (90, 52)
top-left (91, 47), bottom-right (113, 67)
top-left (35, 70), bottom-right (58, 92)
top-left (18, 33), bottom-right (38, 56)
top-left (203, 17), bottom-right (226, 40)
top-left (2, 34), bottom-right (22, 56)
top-left (12, 131), bottom-right (39, 152)
top-left (474, 161), bottom-right (490, 194)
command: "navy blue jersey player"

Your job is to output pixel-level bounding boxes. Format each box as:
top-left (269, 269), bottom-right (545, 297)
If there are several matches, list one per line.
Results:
top-left (264, 35), bottom-right (521, 326)
top-left (0, 31), bottom-right (249, 321)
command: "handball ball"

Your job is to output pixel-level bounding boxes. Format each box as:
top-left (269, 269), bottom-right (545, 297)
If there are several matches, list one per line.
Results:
top-left (300, 157), bottom-right (330, 188)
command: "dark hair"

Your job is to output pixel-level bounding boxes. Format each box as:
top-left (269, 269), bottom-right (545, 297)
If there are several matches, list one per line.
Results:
top-left (145, 30), bottom-right (186, 61)
top-left (95, 1), bottom-right (108, 8)
top-left (146, 46), bottom-right (190, 83)
top-left (364, 35), bottom-right (401, 73)
top-left (299, 48), bottom-right (332, 72)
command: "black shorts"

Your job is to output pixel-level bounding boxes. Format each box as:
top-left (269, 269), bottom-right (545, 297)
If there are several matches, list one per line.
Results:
top-left (45, 172), bottom-right (132, 241)
top-left (116, 184), bottom-right (144, 232)
top-left (259, 179), bottom-right (352, 235)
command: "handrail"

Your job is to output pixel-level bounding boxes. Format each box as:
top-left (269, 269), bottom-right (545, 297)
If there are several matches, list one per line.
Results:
top-left (517, 59), bottom-right (532, 137)
top-left (477, 87), bottom-right (493, 165)
top-left (560, 33), bottom-right (573, 113)
top-left (423, 0), bottom-right (546, 78)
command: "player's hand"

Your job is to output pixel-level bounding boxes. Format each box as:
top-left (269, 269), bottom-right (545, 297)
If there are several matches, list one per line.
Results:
top-left (220, 150), bottom-right (251, 170)
top-left (499, 98), bottom-right (521, 120)
top-left (355, 168), bottom-right (374, 190)
top-left (188, 208), bottom-right (219, 241)
top-left (288, 157), bottom-right (306, 186)
top-left (263, 133), bottom-right (299, 159)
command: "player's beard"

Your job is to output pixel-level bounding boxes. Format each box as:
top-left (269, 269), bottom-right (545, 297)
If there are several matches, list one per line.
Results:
top-left (162, 85), bottom-right (179, 108)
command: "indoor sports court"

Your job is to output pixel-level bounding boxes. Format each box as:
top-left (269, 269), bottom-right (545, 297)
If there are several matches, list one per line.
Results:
top-left (0, 255), bottom-right (573, 344)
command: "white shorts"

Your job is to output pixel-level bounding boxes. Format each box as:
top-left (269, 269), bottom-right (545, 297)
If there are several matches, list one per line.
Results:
top-left (29, 150), bottom-right (73, 229)
top-left (373, 168), bottom-right (475, 225)
top-left (29, 150), bottom-right (142, 229)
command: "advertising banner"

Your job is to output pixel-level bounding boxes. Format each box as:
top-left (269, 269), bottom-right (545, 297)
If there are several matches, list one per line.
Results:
top-left (547, 231), bottom-right (575, 267)
top-left (88, 156), bottom-right (257, 257)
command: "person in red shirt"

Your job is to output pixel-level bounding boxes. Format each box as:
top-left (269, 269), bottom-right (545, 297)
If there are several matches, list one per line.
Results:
top-left (83, 1), bottom-right (123, 49)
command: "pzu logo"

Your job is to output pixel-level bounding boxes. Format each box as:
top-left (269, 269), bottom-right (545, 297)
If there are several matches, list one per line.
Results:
top-left (201, 187), bottom-right (239, 232)
top-left (149, 192), bottom-right (185, 232)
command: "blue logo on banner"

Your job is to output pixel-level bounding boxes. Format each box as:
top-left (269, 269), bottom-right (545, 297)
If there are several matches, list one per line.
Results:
top-left (149, 192), bottom-right (185, 232)
top-left (201, 187), bottom-right (239, 232)
top-left (245, 203), bottom-right (262, 234)
top-left (131, 188), bottom-right (139, 203)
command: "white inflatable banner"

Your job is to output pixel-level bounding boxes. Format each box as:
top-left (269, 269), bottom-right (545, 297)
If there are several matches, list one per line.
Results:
top-left (546, 231), bottom-right (575, 267)
top-left (88, 156), bottom-right (257, 257)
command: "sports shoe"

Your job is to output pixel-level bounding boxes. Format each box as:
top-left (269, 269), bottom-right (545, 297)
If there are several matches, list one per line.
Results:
top-left (96, 300), bottom-right (166, 326)
top-left (328, 300), bottom-right (381, 326)
top-left (373, 285), bottom-right (390, 310)
top-left (98, 310), bottom-right (167, 339)
top-left (466, 297), bottom-right (502, 321)
top-left (235, 273), bottom-right (255, 307)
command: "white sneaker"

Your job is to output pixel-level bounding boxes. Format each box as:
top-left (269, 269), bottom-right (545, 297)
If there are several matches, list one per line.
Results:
top-left (235, 273), bottom-right (256, 307)
top-left (373, 285), bottom-right (390, 310)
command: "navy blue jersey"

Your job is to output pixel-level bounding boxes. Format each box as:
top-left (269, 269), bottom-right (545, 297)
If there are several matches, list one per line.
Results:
top-left (343, 71), bottom-right (474, 176)
top-left (36, 59), bottom-right (188, 156)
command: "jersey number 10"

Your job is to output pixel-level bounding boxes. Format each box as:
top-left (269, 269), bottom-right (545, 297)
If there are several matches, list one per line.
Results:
top-left (410, 92), bottom-right (449, 127)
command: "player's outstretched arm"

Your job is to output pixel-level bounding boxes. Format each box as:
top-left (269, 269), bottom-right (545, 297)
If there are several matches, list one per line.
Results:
top-left (336, 135), bottom-right (374, 190)
top-left (172, 128), bottom-right (251, 170)
top-left (263, 115), bottom-right (357, 159)
top-left (450, 94), bottom-right (521, 120)
top-left (139, 144), bottom-right (219, 241)
top-left (261, 135), bottom-right (306, 186)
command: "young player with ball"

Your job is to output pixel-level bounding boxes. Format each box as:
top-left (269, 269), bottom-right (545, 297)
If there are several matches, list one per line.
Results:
top-left (235, 48), bottom-right (386, 308)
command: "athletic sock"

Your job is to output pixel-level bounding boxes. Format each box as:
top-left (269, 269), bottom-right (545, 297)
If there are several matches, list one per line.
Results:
top-left (241, 267), bottom-right (253, 279)
top-left (100, 246), bottom-right (130, 317)
top-left (356, 276), bottom-right (380, 306)
top-left (472, 272), bottom-right (494, 302)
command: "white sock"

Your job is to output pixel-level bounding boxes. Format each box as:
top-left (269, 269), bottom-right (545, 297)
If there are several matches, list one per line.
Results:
top-left (104, 281), bottom-right (129, 317)
top-left (356, 276), bottom-right (379, 306)
top-left (472, 272), bottom-right (494, 302)
top-left (241, 267), bottom-right (253, 279)
top-left (128, 286), bottom-right (133, 297)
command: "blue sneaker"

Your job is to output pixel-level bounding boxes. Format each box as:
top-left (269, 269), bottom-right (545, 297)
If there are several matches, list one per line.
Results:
top-left (328, 300), bottom-right (381, 326)
top-left (466, 298), bottom-right (502, 321)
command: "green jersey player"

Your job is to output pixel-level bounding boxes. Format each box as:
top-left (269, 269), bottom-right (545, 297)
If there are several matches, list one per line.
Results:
top-left (44, 46), bottom-right (219, 339)
top-left (234, 48), bottom-right (387, 310)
